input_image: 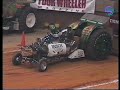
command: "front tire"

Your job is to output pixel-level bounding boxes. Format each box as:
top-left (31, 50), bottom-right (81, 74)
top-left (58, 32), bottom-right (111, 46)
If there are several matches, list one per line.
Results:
top-left (38, 60), bottom-right (48, 72)
top-left (12, 53), bottom-right (22, 65)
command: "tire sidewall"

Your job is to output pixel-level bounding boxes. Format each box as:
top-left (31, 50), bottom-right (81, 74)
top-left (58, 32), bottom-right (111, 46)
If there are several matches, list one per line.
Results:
top-left (38, 60), bottom-right (48, 72)
top-left (85, 29), bottom-right (112, 60)
top-left (12, 53), bottom-right (22, 65)
top-left (16, 6), bottom-right (37, 32)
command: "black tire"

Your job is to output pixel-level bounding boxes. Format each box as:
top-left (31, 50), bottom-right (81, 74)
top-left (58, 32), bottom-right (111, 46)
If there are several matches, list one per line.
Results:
top-left (12, 53), bottom-right (22, 65)
top-left (16, 6), bottom-right (37, 33)
top-left (85, 30), bottom-right (112, 60)
top-left (38, 60), bottom-right (48, 72)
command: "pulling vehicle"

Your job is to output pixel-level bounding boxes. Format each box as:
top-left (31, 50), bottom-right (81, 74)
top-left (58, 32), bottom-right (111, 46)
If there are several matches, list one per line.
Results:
top-left (3, 0), bottom-right (37, 32)
top-left (12, 14), bottom-right (112, 72)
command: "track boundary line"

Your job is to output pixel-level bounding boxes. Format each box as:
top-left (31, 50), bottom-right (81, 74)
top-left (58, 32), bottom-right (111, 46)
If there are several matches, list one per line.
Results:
top-left (3, 50), bottom-right (20, 54)
top-left (74, 79), bottom-right (118, 89)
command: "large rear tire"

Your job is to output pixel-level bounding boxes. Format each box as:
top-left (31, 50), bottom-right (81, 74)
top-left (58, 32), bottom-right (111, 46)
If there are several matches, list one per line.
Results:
top-left (16, 6), bottom-right (37, 33)
top-left (85, 30), bottom-right (112, 60)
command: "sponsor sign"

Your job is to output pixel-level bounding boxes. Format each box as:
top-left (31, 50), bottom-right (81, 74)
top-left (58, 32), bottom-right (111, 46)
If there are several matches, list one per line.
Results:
top-left (110, 19), bottom-right (119, 24)
top-left (30, 0), bottom-right (95, 13)
top-left (105, 6), bottom-right (115, 16)
top-left (48, 43), bottom-right (66, 56)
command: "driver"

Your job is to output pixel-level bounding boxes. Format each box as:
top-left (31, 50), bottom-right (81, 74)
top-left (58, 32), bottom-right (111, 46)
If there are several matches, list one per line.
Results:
top-left (48, 24), bottom-right (61, 42)
top-left (49, 24), bottom-right (74, 44)
top-left (49, 24), bottom-right (60, 37)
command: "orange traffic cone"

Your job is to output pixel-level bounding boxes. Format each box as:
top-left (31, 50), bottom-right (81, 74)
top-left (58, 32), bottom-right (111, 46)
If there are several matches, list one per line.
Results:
top-left (17, 32), bottom-right (26, 48)
top-left (21, 31), bottom-right (26, 47)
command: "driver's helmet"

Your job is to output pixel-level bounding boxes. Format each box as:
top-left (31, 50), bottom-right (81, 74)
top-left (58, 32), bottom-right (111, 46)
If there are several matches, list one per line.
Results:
top-left (49, 24), bottom-right (59, 37)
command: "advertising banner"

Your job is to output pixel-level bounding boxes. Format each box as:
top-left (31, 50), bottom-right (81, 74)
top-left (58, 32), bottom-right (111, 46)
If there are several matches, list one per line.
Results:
top-left (30, 0), bottom-right (95, 13)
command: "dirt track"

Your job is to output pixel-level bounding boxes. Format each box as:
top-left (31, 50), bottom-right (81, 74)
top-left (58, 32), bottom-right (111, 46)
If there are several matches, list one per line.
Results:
top-left (3, 51), bottom-right (118, 89)
top-left (3, 30), bottom-right (118, 89)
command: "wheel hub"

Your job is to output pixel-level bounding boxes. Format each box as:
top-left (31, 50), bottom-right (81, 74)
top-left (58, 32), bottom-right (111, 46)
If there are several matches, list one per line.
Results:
top-left (41, 62), bottom-right (47, 70)
top-left (94, 34), bottom-right (111, 56)
top-left (26, 13), bottom-right (36, 28)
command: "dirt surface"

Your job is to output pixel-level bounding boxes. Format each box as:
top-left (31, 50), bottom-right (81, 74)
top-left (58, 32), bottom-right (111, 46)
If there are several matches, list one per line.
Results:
top-left (3, 30), bottom-right (118, 89)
